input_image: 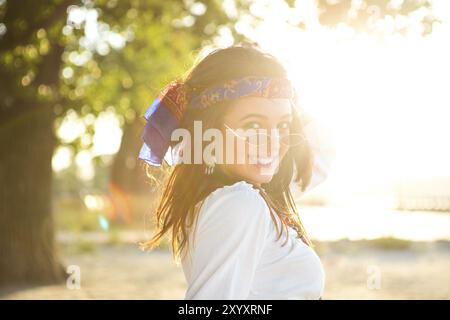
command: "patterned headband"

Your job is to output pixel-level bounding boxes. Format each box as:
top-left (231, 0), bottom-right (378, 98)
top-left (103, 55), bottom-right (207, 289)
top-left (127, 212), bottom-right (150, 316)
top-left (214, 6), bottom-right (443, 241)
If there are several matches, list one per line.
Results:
top-left (138, 75), bottom-right (298, 166)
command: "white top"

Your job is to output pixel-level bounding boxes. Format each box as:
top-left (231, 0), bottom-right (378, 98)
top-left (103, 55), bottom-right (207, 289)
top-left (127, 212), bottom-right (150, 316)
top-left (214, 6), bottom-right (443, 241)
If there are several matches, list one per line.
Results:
top-left (181, 181), bottom-right (325, 300)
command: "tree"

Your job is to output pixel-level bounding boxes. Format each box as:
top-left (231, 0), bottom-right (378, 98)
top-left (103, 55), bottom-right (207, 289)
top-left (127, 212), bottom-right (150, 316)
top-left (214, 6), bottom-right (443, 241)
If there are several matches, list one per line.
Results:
top-left (0, 0), bottom-right (73, 286)
top-left (0, 0), bottom-right (245, 287)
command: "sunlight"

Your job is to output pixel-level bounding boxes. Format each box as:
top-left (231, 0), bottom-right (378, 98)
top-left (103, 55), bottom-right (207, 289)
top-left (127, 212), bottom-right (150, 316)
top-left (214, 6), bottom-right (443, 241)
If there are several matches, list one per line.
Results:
top-left (237, 0), bottom-right (450, 205)
top-left (301, 206), bottom-right (450, 241)
top-left (92, 110), bottom-right (123, 156)
top-left (53, 108), bottom-right (123, 178)
top-left (52, 146), bottom-right (73, 172)
top-left (234, 0), bottom-right (450, 242)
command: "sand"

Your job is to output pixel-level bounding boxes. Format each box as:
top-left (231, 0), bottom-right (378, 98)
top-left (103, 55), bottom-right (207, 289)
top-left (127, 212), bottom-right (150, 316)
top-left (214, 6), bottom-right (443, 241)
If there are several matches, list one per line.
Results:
top-left (1, 239), bottom-right (448, 300)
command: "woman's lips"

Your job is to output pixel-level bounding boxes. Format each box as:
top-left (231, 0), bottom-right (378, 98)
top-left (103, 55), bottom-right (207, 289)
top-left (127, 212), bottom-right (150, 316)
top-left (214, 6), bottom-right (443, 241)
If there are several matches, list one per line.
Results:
top-left (256, 157), bottom-right (273, 165)
top-left (249, 156), bottom-right (279, 169)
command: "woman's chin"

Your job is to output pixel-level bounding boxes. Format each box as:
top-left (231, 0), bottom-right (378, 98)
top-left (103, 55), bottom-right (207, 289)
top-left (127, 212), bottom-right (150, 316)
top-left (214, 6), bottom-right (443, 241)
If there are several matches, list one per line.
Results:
top-left (245, 164), bottom-right (278, 184)
top-left (222, 160), bottom-right (280, 185)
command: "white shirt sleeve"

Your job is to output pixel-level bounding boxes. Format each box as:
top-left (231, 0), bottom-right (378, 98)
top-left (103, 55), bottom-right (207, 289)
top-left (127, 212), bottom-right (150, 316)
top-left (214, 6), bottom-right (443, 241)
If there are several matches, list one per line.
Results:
top-left (184, 183), bottom-right (272, 300)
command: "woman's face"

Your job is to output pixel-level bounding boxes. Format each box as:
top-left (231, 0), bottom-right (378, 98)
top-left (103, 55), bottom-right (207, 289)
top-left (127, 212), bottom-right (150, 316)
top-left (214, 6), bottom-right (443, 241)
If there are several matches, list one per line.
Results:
top-left (218, 96), bottom-right (292, 185)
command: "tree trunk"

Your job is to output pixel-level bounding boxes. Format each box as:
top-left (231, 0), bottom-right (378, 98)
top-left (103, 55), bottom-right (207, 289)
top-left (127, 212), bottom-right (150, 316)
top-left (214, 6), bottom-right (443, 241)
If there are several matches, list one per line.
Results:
top-left (0, 102), bottom-right (65, 286)
top-left (110, 116), bottom-right (152, 194)
top-left (108, 116), bottom-right (153, 223)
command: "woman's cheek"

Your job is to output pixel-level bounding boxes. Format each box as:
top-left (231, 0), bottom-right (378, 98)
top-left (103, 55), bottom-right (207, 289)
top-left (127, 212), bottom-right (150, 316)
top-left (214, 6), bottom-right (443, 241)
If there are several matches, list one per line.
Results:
top-left (279, 144), bottom-right (288, 160)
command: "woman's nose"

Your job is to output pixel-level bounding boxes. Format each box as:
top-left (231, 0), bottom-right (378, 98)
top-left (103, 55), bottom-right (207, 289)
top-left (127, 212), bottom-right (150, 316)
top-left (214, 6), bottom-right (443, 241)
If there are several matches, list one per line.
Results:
top-left (256, 128), bottom-right (281, 157)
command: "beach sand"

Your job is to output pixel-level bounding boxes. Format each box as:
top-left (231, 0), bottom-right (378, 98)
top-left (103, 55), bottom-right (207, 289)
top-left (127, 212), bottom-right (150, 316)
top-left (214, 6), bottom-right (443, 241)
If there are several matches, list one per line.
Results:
top-left (1, 238), bottom-right (449, 299)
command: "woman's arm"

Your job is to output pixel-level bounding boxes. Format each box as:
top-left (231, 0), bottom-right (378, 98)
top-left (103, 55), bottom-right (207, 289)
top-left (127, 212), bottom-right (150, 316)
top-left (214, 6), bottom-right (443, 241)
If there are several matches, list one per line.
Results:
top-left (185, 185), bottom-right (271, 300)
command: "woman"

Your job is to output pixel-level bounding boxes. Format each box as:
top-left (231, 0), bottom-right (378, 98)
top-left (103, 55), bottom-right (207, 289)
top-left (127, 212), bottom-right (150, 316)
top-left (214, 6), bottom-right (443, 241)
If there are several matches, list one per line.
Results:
top-left (137, 43), bottom-right (334, 299)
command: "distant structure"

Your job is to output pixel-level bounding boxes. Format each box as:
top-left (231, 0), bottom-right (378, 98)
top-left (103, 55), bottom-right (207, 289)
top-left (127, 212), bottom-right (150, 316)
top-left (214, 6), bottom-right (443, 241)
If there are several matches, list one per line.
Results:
top-left (396, 177), bottom-right (450, 212)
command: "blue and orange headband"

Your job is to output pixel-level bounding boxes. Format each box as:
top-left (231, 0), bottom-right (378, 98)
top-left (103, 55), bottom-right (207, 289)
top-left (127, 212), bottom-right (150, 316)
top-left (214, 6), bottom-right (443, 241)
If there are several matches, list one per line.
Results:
top-left (138, 75), bottom-right (299, 166)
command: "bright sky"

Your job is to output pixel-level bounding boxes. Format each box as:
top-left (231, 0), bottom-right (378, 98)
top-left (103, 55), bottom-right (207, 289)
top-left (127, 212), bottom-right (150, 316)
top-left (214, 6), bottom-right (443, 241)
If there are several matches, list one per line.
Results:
top-left (237, 0), bottom-right (450, 240)
top-left (222, 0), bottom-right (450, 202)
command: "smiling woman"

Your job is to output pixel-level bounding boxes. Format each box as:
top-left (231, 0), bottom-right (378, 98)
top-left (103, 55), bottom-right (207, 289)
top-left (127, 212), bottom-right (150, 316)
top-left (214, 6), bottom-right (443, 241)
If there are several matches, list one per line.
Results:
top-left (137, 44), bottom-right (330, 299)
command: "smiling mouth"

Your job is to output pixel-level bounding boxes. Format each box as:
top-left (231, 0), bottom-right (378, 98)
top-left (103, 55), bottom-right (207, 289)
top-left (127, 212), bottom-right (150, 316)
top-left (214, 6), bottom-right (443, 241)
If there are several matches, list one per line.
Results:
top-left (248, 156), bottom-right (279, 167)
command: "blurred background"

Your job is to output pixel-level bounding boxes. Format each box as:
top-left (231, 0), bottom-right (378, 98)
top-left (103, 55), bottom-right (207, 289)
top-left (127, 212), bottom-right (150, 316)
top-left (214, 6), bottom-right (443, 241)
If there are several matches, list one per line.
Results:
top-left (0, 0), bottom-right (449, 299)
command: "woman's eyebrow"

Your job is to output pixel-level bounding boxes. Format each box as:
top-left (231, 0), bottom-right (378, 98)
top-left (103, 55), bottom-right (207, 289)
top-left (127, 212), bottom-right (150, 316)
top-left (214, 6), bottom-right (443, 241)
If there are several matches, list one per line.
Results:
top-left (239, 113), bottom-right (268, 121)
top-left (279, 113), bottom-right (293, 120)
top-left (239, 113), bottom-right (293, 122)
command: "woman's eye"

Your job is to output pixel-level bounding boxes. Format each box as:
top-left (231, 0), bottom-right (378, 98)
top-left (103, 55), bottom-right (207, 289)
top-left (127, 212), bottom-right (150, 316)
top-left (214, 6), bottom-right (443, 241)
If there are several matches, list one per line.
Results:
top-left (277, 121), bottom-right (291, 131)
top-left (243, 121), bottom-right (261, 130)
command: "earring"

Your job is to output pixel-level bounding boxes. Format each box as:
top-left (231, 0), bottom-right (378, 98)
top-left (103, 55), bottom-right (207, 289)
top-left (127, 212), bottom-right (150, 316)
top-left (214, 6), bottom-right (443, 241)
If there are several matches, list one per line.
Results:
top-left (204, 156), bottom-right (216, 175)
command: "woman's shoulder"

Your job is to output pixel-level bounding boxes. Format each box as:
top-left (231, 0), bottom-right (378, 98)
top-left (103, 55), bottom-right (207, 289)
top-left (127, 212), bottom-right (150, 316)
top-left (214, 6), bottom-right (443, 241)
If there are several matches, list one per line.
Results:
top-left (209, 180), bottom-right (260, 198)
top-left (205, 180), bottom-right (265, 208)
top-left (196, 180), bottom-right (270, 227)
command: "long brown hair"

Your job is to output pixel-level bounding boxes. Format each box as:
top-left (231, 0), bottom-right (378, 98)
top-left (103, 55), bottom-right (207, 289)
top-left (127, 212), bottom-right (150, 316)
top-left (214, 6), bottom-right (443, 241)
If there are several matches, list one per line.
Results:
top-left (140, 44), bottom-right (314, 262)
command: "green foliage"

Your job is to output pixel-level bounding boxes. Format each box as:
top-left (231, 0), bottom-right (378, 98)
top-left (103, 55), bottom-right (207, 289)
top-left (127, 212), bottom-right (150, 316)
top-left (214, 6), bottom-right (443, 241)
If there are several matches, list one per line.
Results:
top-left (77, 239), bottom-right (97, 253)
top-left (0, 0), bottom-right (248, 158)
top-left (316, 0), bottom-right (438, 36)
top-left (364, 236), bottom-right (412, 250)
